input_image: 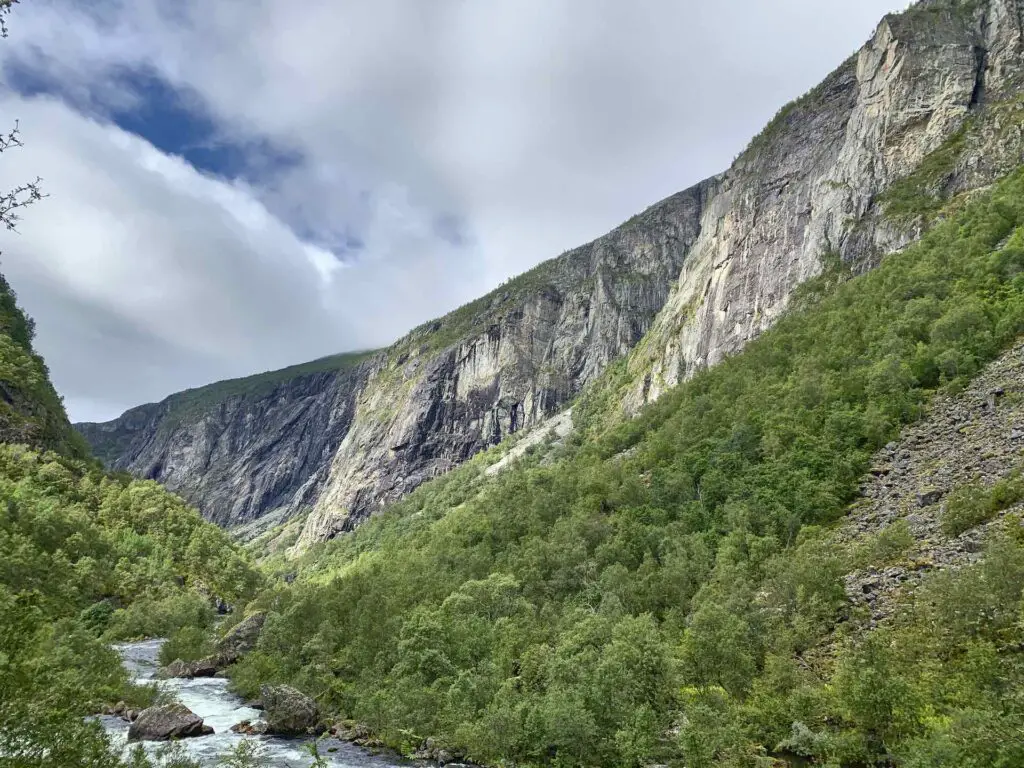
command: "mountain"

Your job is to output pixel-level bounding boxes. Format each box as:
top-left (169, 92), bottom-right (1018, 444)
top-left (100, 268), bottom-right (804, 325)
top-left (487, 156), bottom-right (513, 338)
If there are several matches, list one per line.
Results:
top-left (78, 183), bottom-right (711, 536)
top-left (237, 125), bottom-right (1024, 768)
top-left (78, 0), bottom-right (1024, 546)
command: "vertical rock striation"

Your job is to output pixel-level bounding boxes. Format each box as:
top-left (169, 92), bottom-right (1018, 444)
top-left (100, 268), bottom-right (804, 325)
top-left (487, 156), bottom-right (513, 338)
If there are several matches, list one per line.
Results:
top-left (76, 355), bottom-right (373, 527)
top-left (622, 0), bottom-right (1024, 411)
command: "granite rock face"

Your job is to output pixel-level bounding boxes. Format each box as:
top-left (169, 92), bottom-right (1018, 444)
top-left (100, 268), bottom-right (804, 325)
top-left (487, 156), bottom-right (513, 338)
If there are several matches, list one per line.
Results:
top-left (76, 357), bottom-right (372, 527)
top-left (622, 0), bottom-right (1024, 411)
top-left (77, 0), bottom-right (1024, 545)
top-left (300, 183), bottom-right (711, 540)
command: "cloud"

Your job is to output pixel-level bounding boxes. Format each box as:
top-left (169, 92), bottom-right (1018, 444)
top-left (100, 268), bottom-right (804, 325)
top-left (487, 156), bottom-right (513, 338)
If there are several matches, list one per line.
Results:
top-left (0, 0), bottom-right (908, 421)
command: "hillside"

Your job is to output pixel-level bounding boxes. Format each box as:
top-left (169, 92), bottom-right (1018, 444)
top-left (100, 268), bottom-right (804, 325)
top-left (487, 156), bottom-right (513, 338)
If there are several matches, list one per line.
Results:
top-left (0, 270), bottom-right (263, 764)
top-left (79, 0), bottom-right (1024, 548)
top-left (234, 159), bottom-right (1024, 768)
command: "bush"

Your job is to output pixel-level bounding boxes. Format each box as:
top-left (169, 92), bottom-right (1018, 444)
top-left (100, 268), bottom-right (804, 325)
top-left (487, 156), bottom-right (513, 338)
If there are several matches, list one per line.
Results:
top-left (104, 593), bottom-right (215, 642)
top-left (158, 625), bottom-right (215, 666)
top-left (942, 471), bottom-right (1024, 536)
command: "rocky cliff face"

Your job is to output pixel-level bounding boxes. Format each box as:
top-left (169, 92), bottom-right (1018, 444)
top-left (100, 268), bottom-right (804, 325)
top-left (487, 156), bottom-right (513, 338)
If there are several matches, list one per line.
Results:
top-left (620, 0), bottom-right (1024, 412)
top-left (77, 0), bottom-right (1024, 544)
top-left (76, 354), bottom-right (373, 526)
top-left (299, 183), bottom-right (711, 540)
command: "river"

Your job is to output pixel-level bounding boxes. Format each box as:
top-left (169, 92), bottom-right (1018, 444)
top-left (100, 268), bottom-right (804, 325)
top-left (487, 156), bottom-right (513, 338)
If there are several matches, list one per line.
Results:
top-left (99, 640), bottom-right (408, 768)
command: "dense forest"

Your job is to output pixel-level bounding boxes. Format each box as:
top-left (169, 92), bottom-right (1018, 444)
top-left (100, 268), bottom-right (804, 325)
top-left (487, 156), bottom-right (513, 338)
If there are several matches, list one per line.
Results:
top-left (230, 168), bottom-right (1024, 767)
top-left (0, 267), bottom-right (262, 765)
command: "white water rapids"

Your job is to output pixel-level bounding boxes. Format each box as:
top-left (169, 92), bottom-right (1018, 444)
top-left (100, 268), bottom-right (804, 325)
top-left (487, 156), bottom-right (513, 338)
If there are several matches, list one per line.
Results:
top-left (98, 640), bottom-right (408, 768)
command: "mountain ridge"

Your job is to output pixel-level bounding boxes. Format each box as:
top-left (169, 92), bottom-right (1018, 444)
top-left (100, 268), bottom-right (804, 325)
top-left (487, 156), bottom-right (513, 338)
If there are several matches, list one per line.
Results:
top-left (77, 0), bottom-right (1024, 546)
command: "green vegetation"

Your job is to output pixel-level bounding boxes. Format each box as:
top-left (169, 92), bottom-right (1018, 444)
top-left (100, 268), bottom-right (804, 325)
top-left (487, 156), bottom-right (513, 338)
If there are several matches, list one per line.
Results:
top-left (0, 273), bottom-right (91, 459)
top-left (878, 122), bottom-right (972, 222)
top-left (0, 274), bottom-right (262, 764)
top-left (232, 165), bottom-right (1024, 767)
top-left (853, 518), bottom-right (916, 567)
top-left (160, 350), bottom-right (376, 426)
top-left (941, 468), bottom-right (1024, 536)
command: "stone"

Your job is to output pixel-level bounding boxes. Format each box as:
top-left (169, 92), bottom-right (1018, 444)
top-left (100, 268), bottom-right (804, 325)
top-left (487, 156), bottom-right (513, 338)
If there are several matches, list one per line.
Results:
top-left (156, 656), bottom-right (221, 679)
top-left (215, 612), bottom-right (266, 664)
top-left (127, 704), bottom-right (213, 742)
top-left (190, 658), bottom-right (220, 677)
top-left (259, 684), bottom-right (322, 735)
top-left (917, 488), bottom-right (945, 507)
top-left (231, 719), bottom-right (269, 735)
top-left (155, 659), bottom-right (191, 679)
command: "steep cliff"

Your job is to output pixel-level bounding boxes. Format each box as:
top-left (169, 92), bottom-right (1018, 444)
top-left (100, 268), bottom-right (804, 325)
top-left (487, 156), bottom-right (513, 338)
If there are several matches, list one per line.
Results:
top-left (615, 0), bottom-right (1024, 414)
top-left (78, 0), bottom-right (1024, 544)
top-left (299, 182), bottom-right (712, 540)
top-left (77, 182), bottom-right (709, 533)
top-left (76, 352), bottom-right (374, 526)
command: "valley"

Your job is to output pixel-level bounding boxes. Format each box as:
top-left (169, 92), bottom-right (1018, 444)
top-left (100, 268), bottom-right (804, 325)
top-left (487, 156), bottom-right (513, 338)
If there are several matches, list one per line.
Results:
top-left (3, 1), bottom-right (1024, 767)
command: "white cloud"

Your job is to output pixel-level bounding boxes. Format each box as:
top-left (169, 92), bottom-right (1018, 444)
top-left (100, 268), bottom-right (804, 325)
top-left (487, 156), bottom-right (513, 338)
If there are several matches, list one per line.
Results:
top-left (0, 0), bottom-right (909, 421)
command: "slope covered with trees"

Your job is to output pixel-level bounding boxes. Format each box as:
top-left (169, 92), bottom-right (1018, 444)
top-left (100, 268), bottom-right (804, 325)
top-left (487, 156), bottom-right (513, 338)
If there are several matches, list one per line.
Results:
top-left (234, 166), bottom-right (1024, 767)
top-left (0, 267), bottom-right (262, 765)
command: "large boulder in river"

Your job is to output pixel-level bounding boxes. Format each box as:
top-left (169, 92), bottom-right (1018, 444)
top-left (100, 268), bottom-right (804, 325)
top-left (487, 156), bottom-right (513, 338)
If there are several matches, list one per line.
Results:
top-left (127, 704), bottom-right (214, 742)
top-left (259, 684), bottom-right (321, 735)
top-left (155, 657), bottom-right (220, 679)
top-left (215, 611), bottom-right (266, 664)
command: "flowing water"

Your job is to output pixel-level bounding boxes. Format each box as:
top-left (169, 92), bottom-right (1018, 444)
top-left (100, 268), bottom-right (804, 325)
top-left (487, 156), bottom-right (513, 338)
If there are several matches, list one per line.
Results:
top-left (99, 640), bottom-right (408, 768)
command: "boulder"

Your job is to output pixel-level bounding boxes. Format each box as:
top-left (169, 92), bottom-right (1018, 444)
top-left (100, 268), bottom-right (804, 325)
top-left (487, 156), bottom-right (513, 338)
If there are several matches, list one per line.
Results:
top-left (127, 704), bottom-right (214, 742)
top-left (155, 656), bottom-right (221, 679)
top-left (215, 612), bottom-right (266, 664)
top-left (259, 683), bottom-right (321, 735)
top-left (231, 719), bottom-right (269, 735)
top-left (155, 659), bottom-right (191, 679)
top-left (189, 657), bottom-right (220, 677)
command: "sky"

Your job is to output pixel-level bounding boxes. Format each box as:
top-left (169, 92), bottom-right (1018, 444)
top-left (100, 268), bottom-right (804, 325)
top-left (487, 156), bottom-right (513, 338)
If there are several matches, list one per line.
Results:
top-left (0, 0), bottom-right (908, 423)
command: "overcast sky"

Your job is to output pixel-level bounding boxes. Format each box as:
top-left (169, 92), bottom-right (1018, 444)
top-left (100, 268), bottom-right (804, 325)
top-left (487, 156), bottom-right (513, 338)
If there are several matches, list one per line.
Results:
top-left (0, 0), bottom-right (908, 423)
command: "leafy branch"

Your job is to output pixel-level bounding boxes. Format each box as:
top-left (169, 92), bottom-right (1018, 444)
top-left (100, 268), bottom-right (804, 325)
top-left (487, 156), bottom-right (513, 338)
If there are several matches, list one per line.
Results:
top-left (0, 0), bottom-right (18, 39)
top-left (0, 122), bottom-right (45, 233)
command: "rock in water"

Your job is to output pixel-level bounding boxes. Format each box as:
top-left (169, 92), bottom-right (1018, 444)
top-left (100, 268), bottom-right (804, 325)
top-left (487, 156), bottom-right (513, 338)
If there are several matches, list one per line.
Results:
top-left (127, 704), bottom-right (214, 741)
top-left (259, 684), bottom-right (321, 735)
top-left (216, 611), bottom-right (266, 664)
top-left (231, 719), bottom-right (269, 735)
top-left (155, 657), bottom-right (221, 679)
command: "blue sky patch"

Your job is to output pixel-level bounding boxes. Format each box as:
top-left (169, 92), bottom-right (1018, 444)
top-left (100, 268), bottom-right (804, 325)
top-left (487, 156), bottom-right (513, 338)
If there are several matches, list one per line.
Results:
top-left (3, 53), bottom-right (368, 262)
top-left (4, 54), bottom-right (302, 185)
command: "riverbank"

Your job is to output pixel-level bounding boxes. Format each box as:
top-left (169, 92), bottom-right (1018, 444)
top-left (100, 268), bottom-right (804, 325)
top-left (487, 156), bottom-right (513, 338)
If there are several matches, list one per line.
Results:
top-left (104, 640), bottom-right (409, 768)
